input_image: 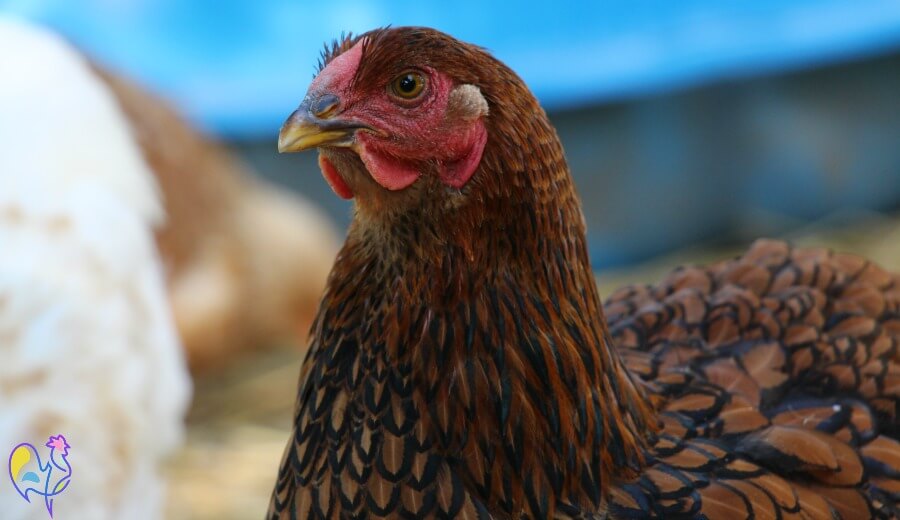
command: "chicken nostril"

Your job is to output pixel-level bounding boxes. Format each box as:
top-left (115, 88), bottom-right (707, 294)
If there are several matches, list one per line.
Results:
top-left (310, 94), bottom-right (340, 118)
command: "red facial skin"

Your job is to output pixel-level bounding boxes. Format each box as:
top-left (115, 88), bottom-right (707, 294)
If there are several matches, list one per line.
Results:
top-left (318, 155), bottom-right (354, 200)
top-left (307, 41), bottom-right (487, 198)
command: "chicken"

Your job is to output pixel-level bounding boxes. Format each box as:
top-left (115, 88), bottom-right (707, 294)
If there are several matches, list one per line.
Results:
top-left (96, 69), bottom-right (339, 372)
top-left (0, 17), bottom-right (190, 519)
top-left (268, 27), bottom-right (900, 519)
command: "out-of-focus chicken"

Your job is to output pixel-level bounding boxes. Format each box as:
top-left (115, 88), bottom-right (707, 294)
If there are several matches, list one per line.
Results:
top-left (97, 69), bottom-right (339, 372)
top-left (268, 28), bottom-right (900, 519)
top-left (0, 17), bottom-right (190, 519)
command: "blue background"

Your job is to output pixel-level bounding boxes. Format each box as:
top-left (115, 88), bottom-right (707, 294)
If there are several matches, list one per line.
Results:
top-left (6, 0), bottom-right (900, 137)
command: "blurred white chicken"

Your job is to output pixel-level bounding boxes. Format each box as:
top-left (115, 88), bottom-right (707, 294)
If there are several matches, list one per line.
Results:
top-left (0, 17), bottom-right (190, 520)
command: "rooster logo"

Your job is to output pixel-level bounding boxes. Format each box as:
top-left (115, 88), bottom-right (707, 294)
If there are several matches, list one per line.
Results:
top-left (8, 435), bottom-right (72, 518)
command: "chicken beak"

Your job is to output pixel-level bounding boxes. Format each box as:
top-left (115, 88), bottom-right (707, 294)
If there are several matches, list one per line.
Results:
top-left (277, 95), bottom-right (364, 153)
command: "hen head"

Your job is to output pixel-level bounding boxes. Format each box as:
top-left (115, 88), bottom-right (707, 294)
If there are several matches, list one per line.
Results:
top-left (279, 28), bottom-right (536, 221)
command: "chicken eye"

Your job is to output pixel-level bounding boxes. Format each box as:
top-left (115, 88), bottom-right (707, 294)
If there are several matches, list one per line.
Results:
top-left (390, 72), bottom-right (425, 99)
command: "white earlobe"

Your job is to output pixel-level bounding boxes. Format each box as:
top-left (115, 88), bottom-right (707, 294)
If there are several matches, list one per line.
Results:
top-left (447, 84), bottom-right (489, 121)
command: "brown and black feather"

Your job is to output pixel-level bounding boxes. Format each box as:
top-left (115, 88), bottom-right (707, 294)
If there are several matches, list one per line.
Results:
top-left (269, 27), bottom-right (900, 519)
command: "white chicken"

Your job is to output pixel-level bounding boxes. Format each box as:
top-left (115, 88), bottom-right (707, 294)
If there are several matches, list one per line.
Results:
top-left (0, 17), bottom-right (190, 520)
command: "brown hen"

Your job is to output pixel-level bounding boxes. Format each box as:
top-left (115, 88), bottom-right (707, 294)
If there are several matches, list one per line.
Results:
top-left (98, 70), bottom-right (339, 372)
top-left (269, 27), bottom-right (900, 519)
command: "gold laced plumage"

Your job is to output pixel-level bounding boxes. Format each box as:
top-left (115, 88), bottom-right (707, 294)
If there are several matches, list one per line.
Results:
top-left (270, 27), bottom-right (900, 519)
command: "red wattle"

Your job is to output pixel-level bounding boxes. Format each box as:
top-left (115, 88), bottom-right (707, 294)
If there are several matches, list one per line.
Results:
top-left (439, 120), bottom-right (487, 189)
top-left (358, 145), bottom-right (421, 191)
top-left (319, 155), bottom-right (354, 200)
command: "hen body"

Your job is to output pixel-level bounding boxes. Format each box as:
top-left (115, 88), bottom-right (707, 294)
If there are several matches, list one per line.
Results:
top-left (270, 27), bottom-right (900, 519)
top-left (605, 239), bottom-right (900, 519)
top-left (98, 69), bottom-right (339, 372)
top-left (0, 17), bottom-right (190, 519)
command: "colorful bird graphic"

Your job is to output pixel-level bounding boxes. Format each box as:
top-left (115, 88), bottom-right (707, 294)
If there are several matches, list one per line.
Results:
top-left (8, 435), bottom-right (72, 518)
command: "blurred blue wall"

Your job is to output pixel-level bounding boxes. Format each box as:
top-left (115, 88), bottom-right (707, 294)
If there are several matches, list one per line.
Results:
top-left (5, 0), bottom-right (900, 138)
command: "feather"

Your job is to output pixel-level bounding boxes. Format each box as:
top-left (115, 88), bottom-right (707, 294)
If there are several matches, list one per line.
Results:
top-left (269, 27), bottom-right (900, 520)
